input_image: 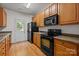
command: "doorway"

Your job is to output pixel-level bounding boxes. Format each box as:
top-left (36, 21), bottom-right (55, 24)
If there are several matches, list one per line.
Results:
top-left (14, 19), bottom-right (26, 43)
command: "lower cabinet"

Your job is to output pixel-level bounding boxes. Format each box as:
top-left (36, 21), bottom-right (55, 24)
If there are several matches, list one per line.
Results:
top-left (5, 35), bottom-right (11, 56)
top-left (33, 32), bottom-right (41, 48)
top-left (0, 39), bottom-right (6, 56)
top-left (33, 32), bottom-right (37, 45)
top-left (0, 35), bottom-right (11, 56)
top-left (54, 38), bottom-right (78, 56)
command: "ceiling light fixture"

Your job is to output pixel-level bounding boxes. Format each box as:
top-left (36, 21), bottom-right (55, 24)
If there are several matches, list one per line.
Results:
top-left (26, 3), bottom-right (31, 8)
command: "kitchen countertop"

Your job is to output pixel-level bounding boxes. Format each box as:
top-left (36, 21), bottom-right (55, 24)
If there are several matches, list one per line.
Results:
top-left (54, 35), bottom-right (79, 44)
top-left (0, 31), bottom-right (12, 43)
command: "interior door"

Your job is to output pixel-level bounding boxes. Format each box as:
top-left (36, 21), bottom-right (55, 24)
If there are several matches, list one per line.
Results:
top-left (14, 19), bottom-right (26, 43)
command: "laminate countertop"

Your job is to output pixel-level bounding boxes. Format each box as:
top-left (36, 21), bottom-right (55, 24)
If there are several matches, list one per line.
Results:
top-left (54, 35), bottom-right (79, 44)
top-left (0, 31), bottom-right (11, 43)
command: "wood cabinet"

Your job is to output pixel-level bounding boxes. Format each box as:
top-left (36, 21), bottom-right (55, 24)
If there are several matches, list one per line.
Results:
top-left (32, 4), bottom-right (58, 27)
top-left (33, 32), bottom-right (37, 45)
top-left (32, 17), bottom-right (36, 22)
top-left (36, 32), bottom-right (41, 48)
top-left (54, 38), bottom-right (79, 56)
top-left (58, 3), bottom-right (79, 25)
top-left (39, 11), bottom-right (44, 27)
top-left (5, 35), bottom-right (11, 56)
top-left (44, 3), bottom-right (58, 18)
top-left (33, 3), bottom-right (79, 26)
top-left (0, 7), bottom-right (7, 27)
top-left (0, 34), bottom-right (11, 56)
top-left (50, 3), bottom-right (58, 16)
top-left (36, 14), bottom-right (40, 27)
top-left (33, 32), bottom-right (41, 48)
top-left (0, 39), bottom-right (6, 56)
top-left (32, 12), bottom-right (44, 27)
top-left (77, 4), bottom-right (79, 23)
top-left (44, 7), bottom-right (50, 18)
top-left (33, 14), bottom-right (40, 27)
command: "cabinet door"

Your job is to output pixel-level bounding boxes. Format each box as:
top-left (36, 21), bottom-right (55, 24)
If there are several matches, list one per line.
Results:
top-left (36, 33), bottom-right (41, 48)
top-left (33, 33), bottom-right (37, 45)
top-left (0, 39), bottom-right (6, 56)
top-left (54, 39), bottom-right (77, 56)
top-left (3, 9), bottom-right (7, 26)
top-left (33, 32), bottom-right (41, 48)
top-left (6, 35), bottom-right (11, 56)
top-left (63, 40), bottom-right (77, 56)
top-left (77, 4), bottom-right (79, 23)
top-left (32, 17), bottom-right (35, 22)
top-left (35, 14), bottom-right (40, 27)
top-left (50, 3), bottom-right (58, 16)
top-left (0, 8), bottom-right (3, 26)
top-left (44, 7), bottom-right (50, 18)
top-left (0, 8), bottom-right (7, 27)
top-left (58, 3), bottom-right (77, 25)
top-left (54, 44), bottom-right (66, 56)
top-left (54, 39), bottom-right (66, 56)
top-left (39, 11), bottom-right (44, 27)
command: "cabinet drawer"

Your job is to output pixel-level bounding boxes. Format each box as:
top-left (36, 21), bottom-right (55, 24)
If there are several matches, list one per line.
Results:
top-left (63, 41), bottom-right (77, 50)
top-left (54, 39), bottom-right (64, 45)
top-left (55, 39), bottom-right (77, 50)
top-left (54, 44), bottom-right (66, 56)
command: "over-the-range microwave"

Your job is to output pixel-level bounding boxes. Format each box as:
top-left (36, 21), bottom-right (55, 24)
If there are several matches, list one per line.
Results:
top-left (44, 14), bottom-right (58, 26)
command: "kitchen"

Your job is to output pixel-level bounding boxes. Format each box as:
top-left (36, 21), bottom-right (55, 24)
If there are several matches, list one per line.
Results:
top-left (0, 3), bottom-right (79, 56)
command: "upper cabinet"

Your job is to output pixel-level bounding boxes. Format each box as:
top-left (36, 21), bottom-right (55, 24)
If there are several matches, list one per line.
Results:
top-left (39, 11), bottom-right (44, 27)
top-left (36, 13), bottom-right (40, 27)
top-left (32, 11), bottom-right (44, 27)
top-left (58, 3), bottom-right (79, 25)
top-left (33, 3), bottom-right (79, 26)
top-left (44, 7), bottom-right (50, 18)
top-left (0, 7), bottom-right (7, 27)
top-left (50, 3), bottom-right (58, 16)
top-left (77, 4), bottom-right (79, 23)
top-left (32, 17), bottom-right (36, 22)
top-left (44, 3), bottom-right (58, 18)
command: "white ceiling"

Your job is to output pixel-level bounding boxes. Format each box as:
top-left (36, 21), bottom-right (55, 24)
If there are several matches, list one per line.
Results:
top-left (0, 3), bottom-right (50, 15)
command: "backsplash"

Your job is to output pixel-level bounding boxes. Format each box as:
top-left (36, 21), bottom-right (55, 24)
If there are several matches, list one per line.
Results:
top-left (39, 24), bottom-right (79, 35)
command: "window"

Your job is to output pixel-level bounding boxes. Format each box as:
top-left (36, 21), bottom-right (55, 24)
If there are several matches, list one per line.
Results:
top-left (16, 20), bottom-right (24, 32)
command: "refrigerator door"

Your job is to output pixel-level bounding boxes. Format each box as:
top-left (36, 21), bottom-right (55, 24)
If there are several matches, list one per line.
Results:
top-left (31, 22), bottom-right (39, 32)
top-left (27, 23), bottom-right (31, 42)
top-left (27, 22), bottom-right (39, 43)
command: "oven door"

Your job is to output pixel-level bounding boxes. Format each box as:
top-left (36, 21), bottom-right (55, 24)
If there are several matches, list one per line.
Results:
top-left (41, 37), bottom-right (54, 56)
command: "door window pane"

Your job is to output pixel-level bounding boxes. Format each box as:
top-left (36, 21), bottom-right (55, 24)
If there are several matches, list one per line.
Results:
top-left (16, 20), bottom-right (24, 32)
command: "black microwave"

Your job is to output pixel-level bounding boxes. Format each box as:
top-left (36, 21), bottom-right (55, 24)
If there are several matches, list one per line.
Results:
top-left (44, 14), bottom-right (58, 26)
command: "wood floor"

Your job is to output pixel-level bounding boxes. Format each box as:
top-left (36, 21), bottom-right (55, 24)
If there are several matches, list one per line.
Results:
top-left (9, 41), bottom-right (45, 56)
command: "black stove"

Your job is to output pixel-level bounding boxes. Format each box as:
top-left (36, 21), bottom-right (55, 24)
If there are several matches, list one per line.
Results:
top-left (40, 29), bottom-right (61, 56)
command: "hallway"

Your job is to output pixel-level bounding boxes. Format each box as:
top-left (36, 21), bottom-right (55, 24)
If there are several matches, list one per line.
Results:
top-left (9, 41), bottom-right (45, 56)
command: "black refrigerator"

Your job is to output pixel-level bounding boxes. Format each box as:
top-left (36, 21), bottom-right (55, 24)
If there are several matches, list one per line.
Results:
top-left (27, 22), bottom-right (39, 43)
